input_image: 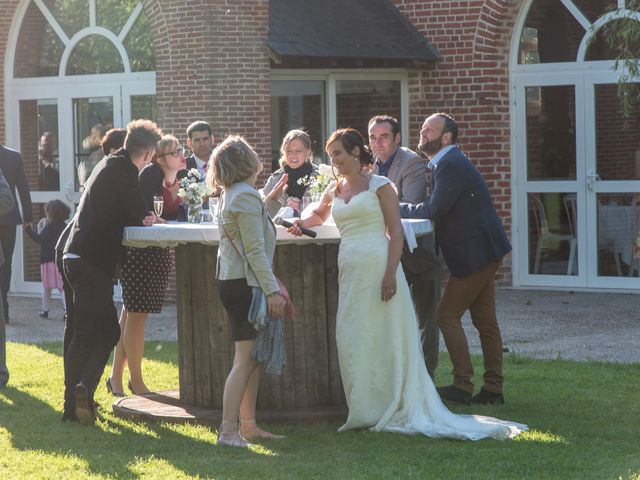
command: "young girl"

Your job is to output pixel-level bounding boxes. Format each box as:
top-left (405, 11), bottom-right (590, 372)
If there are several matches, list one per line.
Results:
top-left (25, 199), bottom-right (71, 318)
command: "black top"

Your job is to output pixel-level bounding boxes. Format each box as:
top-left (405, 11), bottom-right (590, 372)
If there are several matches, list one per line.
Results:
top-left (64, 148), bottom-right (148, 276)
top-left (268, 0), bottom-right (440, 68)
top-left (25, 220), bottom-right (67, 263)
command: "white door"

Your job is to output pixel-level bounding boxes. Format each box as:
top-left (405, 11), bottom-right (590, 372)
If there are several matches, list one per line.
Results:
top-left (513, 70), bottom-right (640, 289)
top-left (584, 72), bottom-right (640, 288)
top-left (10, 77), bottom-right (154, 295)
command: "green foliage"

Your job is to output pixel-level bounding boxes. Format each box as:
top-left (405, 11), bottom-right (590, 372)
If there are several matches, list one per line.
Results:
top-left (1, 342), bottom-right (639, 479)
top-left (601, 0), bottom-right (640, 117)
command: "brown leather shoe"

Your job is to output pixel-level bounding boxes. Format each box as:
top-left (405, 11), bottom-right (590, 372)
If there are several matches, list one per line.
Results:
top-left (74, 383), bottom-right (96, 425)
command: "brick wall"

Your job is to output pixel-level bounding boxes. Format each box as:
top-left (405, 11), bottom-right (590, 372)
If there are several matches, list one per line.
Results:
top-left (146, 0), bottom-right (272, 182)
top-left (392, 0), bottom-right (521, 282)
top-left (0, 0), bottom-right (20, 143)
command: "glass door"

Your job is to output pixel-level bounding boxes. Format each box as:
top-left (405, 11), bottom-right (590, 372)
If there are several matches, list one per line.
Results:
top-left (585, 72), bottom-right (640, 288)
top-left (513, 72), bottom-right (586, 288)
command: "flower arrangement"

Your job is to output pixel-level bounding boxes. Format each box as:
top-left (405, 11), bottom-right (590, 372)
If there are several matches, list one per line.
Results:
top-left (297, 163), bottom-right (334, 197)
top-left (178, 168), bottom-right (212, 222)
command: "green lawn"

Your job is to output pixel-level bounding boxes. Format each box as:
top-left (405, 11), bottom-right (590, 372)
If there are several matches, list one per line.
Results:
top-left (1, 342), bottom-right (639, 480)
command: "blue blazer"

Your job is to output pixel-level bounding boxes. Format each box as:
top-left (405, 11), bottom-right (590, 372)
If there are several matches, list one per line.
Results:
top-left (400, 147), bottom-right (511, 278)
top-left (0, 145), bottom-right (32, 226)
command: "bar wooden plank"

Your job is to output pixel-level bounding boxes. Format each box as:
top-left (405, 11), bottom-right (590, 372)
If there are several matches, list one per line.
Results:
top-left (314, 245), bottom-right (330, 405)
top-left (325, 243), bottom-right (344, 405)
top-left (275, 244), bottom-right (296, 410)
top-left (301, 245), bottom-right (319, 407)
top-left (190, 244), bottom-right (212, 406)
top-left (175, 245), bottom-right (195, 404)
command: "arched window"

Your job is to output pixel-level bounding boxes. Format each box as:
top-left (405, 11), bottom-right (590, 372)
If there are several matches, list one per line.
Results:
top-left (518, 0), bottom-right (640, 64)
top-left (13, 0), bottom-right (154, 78)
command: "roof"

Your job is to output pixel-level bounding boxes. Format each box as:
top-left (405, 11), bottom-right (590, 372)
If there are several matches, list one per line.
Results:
top-left (267, 0), bottom-right (440, 68)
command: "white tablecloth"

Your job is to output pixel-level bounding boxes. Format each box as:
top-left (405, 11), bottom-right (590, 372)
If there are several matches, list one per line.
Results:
top-left (598, 204), bottom-right (636, 265)
top-left (123, 218), bottom-right (433, 248)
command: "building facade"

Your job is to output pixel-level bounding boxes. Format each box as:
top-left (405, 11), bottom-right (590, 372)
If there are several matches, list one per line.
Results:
top-left (1, 0), bottom-right (639, 297)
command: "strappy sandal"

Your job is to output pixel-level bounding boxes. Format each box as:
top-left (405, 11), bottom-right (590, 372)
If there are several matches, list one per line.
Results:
top-left (216, 420), bottom-right (251, 448)
top-left (239, 418), bottom-right (286, 440)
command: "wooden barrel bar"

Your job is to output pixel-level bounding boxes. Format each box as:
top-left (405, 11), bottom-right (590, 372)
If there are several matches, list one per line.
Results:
top-left (175, 242), bottom-right (345, 411)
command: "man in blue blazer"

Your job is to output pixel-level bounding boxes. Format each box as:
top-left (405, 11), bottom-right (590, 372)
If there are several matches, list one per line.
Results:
top-left (400, 113), bottom-right (511, 406)
top-left (0, 144), bottom-right (33, 324)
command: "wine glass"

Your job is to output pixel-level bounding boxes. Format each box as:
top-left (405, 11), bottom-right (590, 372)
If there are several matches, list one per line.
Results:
top-left (209, 197), bottom-right (220, 224)
top-left (153, 195), bottom-right (164, 217)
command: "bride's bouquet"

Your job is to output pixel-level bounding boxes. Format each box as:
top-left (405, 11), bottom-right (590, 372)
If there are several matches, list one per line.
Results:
top-left (297, 163), bottom-right (334, 199)
top-left (178, 168), bottom-right (212, 222)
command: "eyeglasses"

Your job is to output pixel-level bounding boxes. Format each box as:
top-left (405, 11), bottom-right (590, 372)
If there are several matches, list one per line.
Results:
top-left (159, 145), bottom-right (184, 158)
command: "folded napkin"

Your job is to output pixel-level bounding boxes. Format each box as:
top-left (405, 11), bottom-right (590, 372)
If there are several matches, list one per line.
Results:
top-left (401, 219), bottom-right (418, 252)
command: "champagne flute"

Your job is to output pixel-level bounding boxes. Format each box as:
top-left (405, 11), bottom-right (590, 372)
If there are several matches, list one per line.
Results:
top-left (153, 195), bottom-right (164, 218)
top-left (209, 197), bottom-right (220, 224)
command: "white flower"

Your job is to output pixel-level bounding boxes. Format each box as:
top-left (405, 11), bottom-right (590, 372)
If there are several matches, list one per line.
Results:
top-left (318, 163), bottom-right (333, 177)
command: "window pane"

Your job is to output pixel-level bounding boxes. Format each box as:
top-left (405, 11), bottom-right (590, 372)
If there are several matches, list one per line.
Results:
top-left (19, 99), bottom-right (60, 192)
top-left (595, 84), bottom-right (640, 180)
top-left (570, 0), bottom-right (618, 24)
top-left (42, 0), bottom-right (89, 39)
top-left (586, 19), bottom-right (640, 61)
top-left (598, 193), bottom-right (640, 277)
top-left (66, 35), bottom-right (124, 75)
top-left (336, 80), bottom-right (401, 137)
top-left (123, 11), bottom-right (155, 72)
top-left (528, 192), bottom-right (578, 275)
top-left (526, 85), bottom-right (576, 180)
top-left (73, 98), bottom-right (114, 189)
top-left (131, 95), bottom-right (157, 122)
top-left (14, 2), bottom-right (64, 78)
top-left (518, 0), bottom-right (585, 64)
top-left (97, 0), bottom-right (138, 33)
top-left (271, 80), bottom-right (325, 170)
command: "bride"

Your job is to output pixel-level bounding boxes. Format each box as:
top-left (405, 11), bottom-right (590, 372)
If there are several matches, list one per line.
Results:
top-left (288, 128), bottom-right (527, 440)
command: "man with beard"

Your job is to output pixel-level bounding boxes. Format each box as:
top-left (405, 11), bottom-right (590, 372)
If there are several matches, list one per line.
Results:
top-left (400, 113), bottom-right (512, 406)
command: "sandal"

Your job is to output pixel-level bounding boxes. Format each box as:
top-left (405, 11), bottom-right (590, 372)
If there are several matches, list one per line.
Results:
top-left (239, 418), bottom-right (286, 440)
top-left (217, 420), bottom-right (251, 448)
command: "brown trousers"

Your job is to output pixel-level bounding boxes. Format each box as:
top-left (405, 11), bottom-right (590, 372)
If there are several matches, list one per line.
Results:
top-left (437, 259), bottom-right (503, 394)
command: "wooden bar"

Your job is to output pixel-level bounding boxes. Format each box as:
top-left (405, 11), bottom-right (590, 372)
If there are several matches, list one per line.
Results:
top-left (174, 241), bottom-right (345, 413)
top-left (125, 220), bottom-right (431, 417)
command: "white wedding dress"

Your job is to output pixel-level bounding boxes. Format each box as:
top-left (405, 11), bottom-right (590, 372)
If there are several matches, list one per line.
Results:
top-left (331, 175), bottom-right (527, 440)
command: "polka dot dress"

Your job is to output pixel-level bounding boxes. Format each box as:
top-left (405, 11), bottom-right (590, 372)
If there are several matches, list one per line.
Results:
top-left (121, 246), bottom-right (173, 313)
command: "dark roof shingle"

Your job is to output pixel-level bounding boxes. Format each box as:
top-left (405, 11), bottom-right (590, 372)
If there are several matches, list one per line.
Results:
top-left (268, 0), bottom-right (440, 67)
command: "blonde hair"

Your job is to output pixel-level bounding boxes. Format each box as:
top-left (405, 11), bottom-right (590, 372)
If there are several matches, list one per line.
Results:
top-left (279, 129), bottom-right (312, 168)
top-left (152, 134), bottom-right (179, 165)
top-left (206, 135), bottom-right (262, 188)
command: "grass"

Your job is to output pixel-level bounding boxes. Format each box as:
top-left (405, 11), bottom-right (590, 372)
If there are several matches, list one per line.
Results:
top-left (1, 342), bottom-right (639, 480)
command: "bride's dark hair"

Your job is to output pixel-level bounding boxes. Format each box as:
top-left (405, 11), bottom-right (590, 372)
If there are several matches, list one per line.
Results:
top-left (325, 128), bottom-right (374, 166)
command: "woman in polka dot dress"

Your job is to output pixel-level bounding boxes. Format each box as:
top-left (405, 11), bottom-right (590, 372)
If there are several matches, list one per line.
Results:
top-left (106, 135), bottom-right (185, 396)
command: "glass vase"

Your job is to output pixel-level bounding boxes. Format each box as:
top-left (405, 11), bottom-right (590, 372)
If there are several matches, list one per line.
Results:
top-left (187, 203), bottom-right (202, 223)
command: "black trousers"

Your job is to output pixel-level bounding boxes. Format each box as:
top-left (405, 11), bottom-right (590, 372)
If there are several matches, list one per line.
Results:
top-left (62, 257), bottom-right (120, 413)
top-left (55, 252), bottom-right (75, 356)
top-left (403, 265), bottom-right (442, 379)
top-left (0, 225), bottom-right (16, 316)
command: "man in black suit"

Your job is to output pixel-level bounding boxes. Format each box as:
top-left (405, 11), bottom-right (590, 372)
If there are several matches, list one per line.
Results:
top-left (0, 144), bottom-right (33, 324)
top-left (62, 119), bottom-right (160, 423)
top-left (368, 115), bottom-right (442, 378)
top-left (185, 121), bottom-right (214, 178)
top-left (0, 169), bottom-right (16, 389)
top-left (401, 113), bottom-right (512, 406)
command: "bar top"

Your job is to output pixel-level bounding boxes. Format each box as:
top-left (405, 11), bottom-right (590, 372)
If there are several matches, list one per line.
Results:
top-left (123, 219), bottom-right (432, 248)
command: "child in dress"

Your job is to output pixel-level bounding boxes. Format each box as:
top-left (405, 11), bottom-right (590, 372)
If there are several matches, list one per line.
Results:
top-left (25, 199), bottom-right (71, 318)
